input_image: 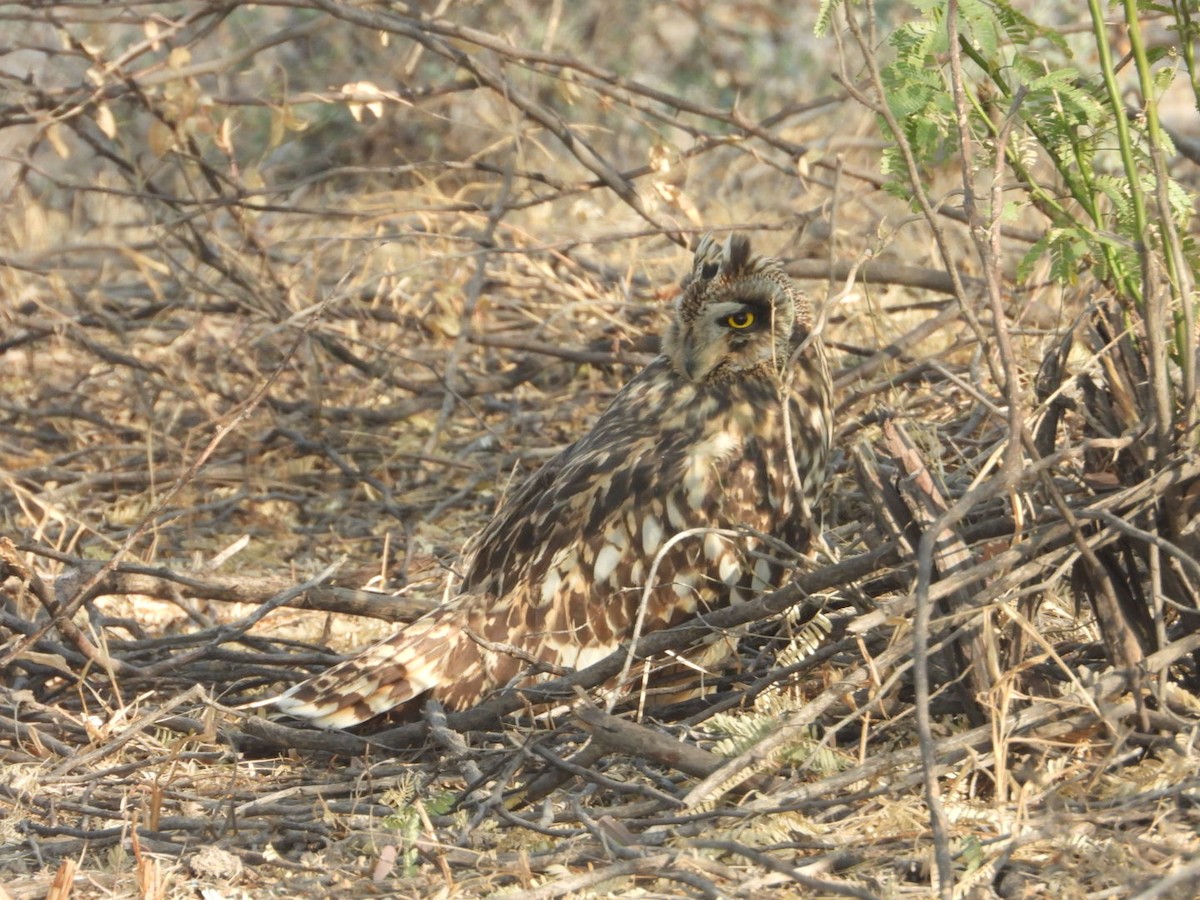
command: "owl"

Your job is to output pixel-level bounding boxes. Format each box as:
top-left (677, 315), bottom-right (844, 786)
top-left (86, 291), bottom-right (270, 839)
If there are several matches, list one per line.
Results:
top-left (276, 232), bottom-right (833, 728)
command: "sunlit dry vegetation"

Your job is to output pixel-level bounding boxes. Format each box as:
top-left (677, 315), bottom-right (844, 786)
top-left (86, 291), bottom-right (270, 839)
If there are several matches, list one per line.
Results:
top-left (2, 1), bottom-right (1200, 896)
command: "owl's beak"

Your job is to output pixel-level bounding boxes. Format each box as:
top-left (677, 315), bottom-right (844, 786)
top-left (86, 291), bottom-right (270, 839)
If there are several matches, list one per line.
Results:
top-left (678, 331), bottom-right (720, 381)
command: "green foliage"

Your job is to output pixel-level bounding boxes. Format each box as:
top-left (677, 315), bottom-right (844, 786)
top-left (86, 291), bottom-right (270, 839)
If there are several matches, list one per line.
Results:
top-left (705, 613), bottom-right (840, 771)
top-left (879, 16), bottom-right (955, 195)
top-left (775, 610), bottom-right (834, 668)
top-left (378, 778), bottom-right (457, 879)
top-left (708, 712), bottom-right (847, 773)
top-left (875, 0), bottom-right (1197, 319)
top-left (1017, 228), bottom-right (1092, 286)
top-left (814, 0), bottom-right (844, 37)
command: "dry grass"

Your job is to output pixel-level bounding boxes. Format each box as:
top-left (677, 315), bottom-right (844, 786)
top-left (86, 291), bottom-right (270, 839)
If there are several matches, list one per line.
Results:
top-left (2, 2), bottom-right (1200, 898)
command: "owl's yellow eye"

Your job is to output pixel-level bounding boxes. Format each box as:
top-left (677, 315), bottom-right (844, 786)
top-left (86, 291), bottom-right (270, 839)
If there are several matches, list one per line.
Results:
top-left (726, 311), bottom-right (755, 329)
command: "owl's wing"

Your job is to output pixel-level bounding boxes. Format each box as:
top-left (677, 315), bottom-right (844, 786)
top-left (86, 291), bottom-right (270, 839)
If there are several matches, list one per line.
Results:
top-left (277, 232), bottom-right (833, 729)
top-left (462, 356), bottom-right (688, 597)
top-left (277, 358), bottom-right (694, 725)
top-left (274, 604), bottom-right (474, 727)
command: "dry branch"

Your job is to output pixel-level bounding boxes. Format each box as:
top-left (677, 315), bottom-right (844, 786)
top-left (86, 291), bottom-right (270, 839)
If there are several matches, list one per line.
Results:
top-left (2, 1), bottom-right (1199, 895)
top-left (17, 547), bottom-right (436, 622)
top-left (574, 704), bottom-right (783, 794)
top-left (881, 419), bottom-right (995, 720)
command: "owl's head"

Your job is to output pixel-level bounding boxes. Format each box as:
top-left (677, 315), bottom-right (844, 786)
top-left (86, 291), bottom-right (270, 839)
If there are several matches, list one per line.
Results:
top-left (662, 232), bottom-right (809, 383)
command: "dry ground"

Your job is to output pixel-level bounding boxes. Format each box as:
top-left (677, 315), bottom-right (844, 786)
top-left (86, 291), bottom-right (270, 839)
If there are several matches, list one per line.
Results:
top-left (2, 2), bottom-right (1199, 898)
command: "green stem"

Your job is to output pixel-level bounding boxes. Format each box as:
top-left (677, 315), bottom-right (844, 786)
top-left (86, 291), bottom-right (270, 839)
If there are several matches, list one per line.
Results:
top-left (957, 39), bottom-right (1098, 223)
top-left (1125, 2), bottom-right (1189, 293)
top-left (960, 81), bottom-right (1072, 228)
top-left (1126, 0), bottom-right (1195, 433)
top-left (1086, 0), bottom-right (1150, 259)
top-left (959, 35), bottom-right (1133, 296)
top-left (1173, 0), bottom-right (1200, 116)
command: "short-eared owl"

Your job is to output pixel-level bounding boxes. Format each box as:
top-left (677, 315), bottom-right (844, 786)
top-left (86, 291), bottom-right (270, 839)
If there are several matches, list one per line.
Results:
top-left (277, 232), bottom-right (833, 727)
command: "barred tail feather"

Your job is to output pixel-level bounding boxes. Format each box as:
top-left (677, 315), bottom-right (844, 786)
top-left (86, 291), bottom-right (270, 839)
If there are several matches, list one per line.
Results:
top-left (275, 607), bottom-right (486, 728)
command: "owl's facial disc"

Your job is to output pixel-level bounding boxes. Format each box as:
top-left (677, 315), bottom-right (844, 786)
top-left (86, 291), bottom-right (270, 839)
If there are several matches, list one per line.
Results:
top-left (671, 298), bottom-right (781, 381)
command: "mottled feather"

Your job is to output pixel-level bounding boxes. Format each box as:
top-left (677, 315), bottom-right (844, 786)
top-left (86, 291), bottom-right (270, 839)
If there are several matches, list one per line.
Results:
top-left (276, 232), bottom-right (833, 728)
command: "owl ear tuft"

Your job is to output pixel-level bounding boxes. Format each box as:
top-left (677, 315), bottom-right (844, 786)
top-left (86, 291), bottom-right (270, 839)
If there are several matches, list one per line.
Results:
top-left (724, 233), bottom-right (752, 274)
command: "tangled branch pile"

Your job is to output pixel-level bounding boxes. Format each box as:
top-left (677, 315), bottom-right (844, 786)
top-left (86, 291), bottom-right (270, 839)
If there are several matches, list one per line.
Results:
top-left (2, 2), bottom-right (1199, 897)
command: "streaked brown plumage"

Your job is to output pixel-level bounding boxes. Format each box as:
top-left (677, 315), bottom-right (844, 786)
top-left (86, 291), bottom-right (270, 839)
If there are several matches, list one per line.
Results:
top-left (276, 232), bottom-right (833, 728)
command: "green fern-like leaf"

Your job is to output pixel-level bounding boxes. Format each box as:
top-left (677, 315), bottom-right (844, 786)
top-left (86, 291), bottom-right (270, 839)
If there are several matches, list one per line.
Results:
top-left (957, 0), bottom-right (1004, 57)
top-left (707, 712), bottom-right (846, 775)
top-left (813, 0), bottom-right (843, 37)
top-left (1018, 227), bottom-right (1089, 285)
top-left (989, 0), bottom-right (1068, 51)
top-left (775, 611), bottom-right (833, 669)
